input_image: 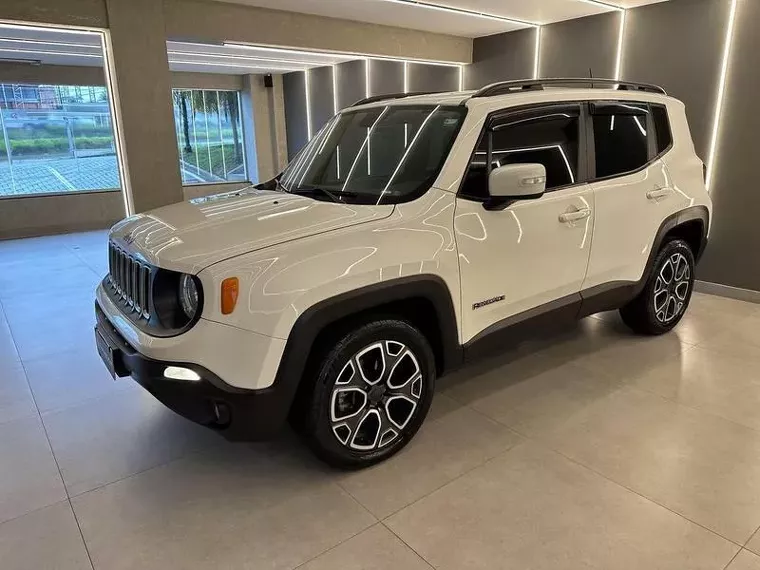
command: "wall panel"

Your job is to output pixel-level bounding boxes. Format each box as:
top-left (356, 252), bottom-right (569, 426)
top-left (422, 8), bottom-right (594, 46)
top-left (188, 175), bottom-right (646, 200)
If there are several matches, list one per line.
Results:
top-left (283, 71), bottom-right (308, 160)
top-left (466, 28), bottom-right (536, 89)
top-left (540, 11), bottom-right (619, 79)
top-left (407, 63), bottom-right (459, 93)
top-left (308, 66), bottom-right (335, 137)
top-left (623, 0), bottom-right (730, 159)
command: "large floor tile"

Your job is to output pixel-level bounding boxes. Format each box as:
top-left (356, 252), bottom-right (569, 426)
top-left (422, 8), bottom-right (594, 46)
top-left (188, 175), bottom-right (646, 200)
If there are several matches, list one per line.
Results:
top-left (542, 386), bottom-right (760, 543)
top-left (72, 447), bottom-right (375, 570)
top-left (24, 348), bottom-right (137, 413)
top-left (42, 389), bottom-right (218, 496)
top-left (630, 347), bottom-right (760, 432)
top-left (0, 416), bottom-right (66, 524)
top-left (339, 407), bottom-right (522, 519)
top-left (446, 353), bottom-right (624, 438)
top-left (387, 441), bottom-right (737, 570)
top-left (0, 364), bottom-right (37, 425)
top-left (697, 315), bottom-right (760, 362)
top-left (299, 524), bottom-right (431, 570)
top-left (728, 550), bottom-right (760, 570)
top-left (0, 318), bottom-right (21, 368)
top-left (745, 528), bottom-right (760, 556)
top-left (0, 501), bottom-right (92, 570)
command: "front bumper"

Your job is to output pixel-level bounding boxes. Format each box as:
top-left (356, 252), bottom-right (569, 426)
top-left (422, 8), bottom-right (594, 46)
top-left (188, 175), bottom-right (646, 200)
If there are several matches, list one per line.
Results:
top-left (95, 303), bottom-right (292, 441)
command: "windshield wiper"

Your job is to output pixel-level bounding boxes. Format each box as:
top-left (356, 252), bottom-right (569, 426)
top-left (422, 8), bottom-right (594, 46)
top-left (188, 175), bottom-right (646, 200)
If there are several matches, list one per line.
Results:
top-left (290, 186), bottom-right (357, 203)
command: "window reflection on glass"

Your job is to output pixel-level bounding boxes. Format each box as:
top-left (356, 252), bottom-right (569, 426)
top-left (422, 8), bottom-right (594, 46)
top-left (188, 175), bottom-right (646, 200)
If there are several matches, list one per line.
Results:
top-left (171, 89), bottom-right (247, 185)
top-left (0, 83), bottom-right (121, 196)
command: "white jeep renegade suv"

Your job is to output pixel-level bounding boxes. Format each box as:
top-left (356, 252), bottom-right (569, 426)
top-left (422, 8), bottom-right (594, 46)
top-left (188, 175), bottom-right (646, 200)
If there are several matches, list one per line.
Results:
top-left (95, 78), bottom-right (710, 468)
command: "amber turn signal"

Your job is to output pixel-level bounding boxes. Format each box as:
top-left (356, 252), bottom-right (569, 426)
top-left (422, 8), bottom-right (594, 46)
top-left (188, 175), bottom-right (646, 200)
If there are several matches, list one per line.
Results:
top-left (221, 277), bottom-right (239, 315)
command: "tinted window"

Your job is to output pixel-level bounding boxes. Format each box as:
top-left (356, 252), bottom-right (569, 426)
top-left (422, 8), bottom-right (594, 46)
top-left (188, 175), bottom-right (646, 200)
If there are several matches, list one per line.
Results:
top-left (592, 103), bottom-right (650, 178)
top-left (461, 109), bottom-right (580, 199)
top-left (652, 105), bottom-right (672, 155)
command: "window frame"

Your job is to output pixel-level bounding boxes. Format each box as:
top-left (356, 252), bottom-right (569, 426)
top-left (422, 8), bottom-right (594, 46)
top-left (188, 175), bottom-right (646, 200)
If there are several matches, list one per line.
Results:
top-left (170, 88), bottom-right (248, 187)
top-left (650, 103), bottom-right (674, 159)
top-left (457, 102), bottom-right (589, 202)
top-left (586, 100), bottom-right (661, 183)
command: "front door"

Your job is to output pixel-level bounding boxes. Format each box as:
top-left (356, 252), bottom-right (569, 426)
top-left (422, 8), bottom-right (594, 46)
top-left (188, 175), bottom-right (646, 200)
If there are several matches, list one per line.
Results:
top-left (455, 104), bottom-right (594, 344)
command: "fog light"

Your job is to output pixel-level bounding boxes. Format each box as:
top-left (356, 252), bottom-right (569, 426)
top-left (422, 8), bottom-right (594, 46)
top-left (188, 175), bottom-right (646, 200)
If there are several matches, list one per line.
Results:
top-left (164, 366), bottom-right (201, 381)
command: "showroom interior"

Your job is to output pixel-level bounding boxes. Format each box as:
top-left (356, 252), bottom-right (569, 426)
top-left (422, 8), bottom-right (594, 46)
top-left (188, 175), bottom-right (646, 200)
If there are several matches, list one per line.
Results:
top-left (3, 0), bottom-right (760, 568)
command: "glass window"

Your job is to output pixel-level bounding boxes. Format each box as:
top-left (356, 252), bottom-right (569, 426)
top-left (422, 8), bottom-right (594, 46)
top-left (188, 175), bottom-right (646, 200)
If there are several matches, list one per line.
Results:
top-left (592, 103), bottom-right (650, 179)
top-left (171, 89), bottom-right (247, 185)
top-left (277, 105), bottom-right (466, 205)
top-left (461, 109), bottom-right (580, 199)
top-left (0, 82), bottom-right (121, 197)
top-left (652, 105), bottom-right (672, 155)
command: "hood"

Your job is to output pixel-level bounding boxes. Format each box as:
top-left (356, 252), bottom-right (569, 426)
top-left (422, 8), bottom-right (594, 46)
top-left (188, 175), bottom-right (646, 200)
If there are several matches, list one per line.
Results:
top-left (110, 188), bottom-right (393, 273)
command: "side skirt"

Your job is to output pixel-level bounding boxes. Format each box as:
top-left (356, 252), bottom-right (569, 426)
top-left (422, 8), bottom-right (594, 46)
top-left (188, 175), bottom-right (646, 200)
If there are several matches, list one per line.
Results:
top-left (462, 281), bottom-right (639, 362)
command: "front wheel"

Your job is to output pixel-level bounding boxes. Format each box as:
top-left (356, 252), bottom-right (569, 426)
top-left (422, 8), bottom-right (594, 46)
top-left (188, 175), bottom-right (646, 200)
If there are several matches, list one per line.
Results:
top-left (620, 239), bottom-right (695, 335)
top-left (304, 319), bottom-right (435, 469)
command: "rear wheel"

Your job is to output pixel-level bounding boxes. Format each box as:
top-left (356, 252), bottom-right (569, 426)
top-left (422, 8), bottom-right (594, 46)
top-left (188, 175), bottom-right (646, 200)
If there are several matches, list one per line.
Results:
top-left (620, 239), bottom-right (695, 335)
top-left (304, 319), bottom-right (435, 469)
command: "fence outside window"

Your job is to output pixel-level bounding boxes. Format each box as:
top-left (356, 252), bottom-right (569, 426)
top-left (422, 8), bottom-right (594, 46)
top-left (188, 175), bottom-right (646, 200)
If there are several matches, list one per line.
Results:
top-left (0, 83), bottom-right (121, 196)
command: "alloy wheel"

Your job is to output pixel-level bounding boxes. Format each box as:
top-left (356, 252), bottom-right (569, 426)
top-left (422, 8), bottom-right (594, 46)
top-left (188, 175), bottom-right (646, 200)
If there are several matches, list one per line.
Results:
top-left (653, 252), bottom-right (691, 324)
top-left (329, 340), bottom-right (423, 451)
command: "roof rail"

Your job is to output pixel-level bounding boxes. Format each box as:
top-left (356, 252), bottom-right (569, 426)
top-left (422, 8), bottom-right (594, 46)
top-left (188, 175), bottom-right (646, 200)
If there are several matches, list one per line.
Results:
top-left (351, 91), bottom-right (441, 107)
top-left (472, 78), bottom-right (667, 98)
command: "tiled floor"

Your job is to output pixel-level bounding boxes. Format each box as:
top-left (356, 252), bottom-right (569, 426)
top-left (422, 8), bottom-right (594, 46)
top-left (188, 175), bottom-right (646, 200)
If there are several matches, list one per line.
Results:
top-left (2, 231), bottom-right (760, 569)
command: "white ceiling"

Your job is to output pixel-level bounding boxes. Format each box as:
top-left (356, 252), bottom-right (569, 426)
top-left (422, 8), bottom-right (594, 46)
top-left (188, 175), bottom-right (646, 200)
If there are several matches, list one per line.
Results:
top-left (215, 0), bottom-right (669, 38)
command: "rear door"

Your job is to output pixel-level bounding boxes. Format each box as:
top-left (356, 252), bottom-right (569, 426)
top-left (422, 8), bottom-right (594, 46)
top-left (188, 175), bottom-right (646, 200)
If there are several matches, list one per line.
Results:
top-left (582, 101), bottom-right (682, 291)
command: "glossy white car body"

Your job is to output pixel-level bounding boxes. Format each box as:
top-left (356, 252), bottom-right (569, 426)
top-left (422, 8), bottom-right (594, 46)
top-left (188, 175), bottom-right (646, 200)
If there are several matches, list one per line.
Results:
top-left (96, 82), bottom-right (711, 443)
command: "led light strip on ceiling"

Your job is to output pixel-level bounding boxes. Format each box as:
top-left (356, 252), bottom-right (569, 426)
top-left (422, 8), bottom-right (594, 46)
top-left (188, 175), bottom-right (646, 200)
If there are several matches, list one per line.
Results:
top-left (377, 0), bottom-right (537, 26)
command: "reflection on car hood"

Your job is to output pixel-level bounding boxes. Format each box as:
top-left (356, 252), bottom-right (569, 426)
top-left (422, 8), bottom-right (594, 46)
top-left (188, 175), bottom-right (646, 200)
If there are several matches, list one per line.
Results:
top-left (109, 188), bottom-right (393, 273)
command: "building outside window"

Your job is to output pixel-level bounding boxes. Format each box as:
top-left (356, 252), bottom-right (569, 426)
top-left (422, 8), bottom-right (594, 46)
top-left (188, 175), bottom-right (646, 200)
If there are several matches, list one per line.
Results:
top-left (171, 88), bottom-right (247, 185)
top-left (0, 82), bottom-right (121, 197)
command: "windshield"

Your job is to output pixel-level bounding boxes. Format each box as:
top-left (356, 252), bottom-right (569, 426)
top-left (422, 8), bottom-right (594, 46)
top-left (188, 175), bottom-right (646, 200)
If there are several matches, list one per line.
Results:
top-left (279, 105), bottom-right (466, 205)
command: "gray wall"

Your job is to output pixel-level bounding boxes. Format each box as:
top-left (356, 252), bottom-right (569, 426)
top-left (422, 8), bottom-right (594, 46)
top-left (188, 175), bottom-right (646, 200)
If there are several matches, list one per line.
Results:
top-left (623, 0), bottom-right (730, 159)
top-left (283, 71), bottom-right (308, 160)
top-left (698, 0), bottom-right (760, 290)
top-left (540, 11), bottom-right (619, 79)
top-left (370, 60), bottom-right (404, 96)
top-left (284, 57), bottom-right (460, 159)
top-left (466, 27), bottom-right (536, 89)
top-left (308, 66), bottom-right (336, 136)
top-left (407, 63), bottom-right (459, 93)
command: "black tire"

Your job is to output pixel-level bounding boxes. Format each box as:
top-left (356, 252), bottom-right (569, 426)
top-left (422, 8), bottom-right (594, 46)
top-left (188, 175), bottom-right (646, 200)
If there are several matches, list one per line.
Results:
top-left (303, 319), bottom-right (435, 469)
top-left (620, 239), bottom-right (695, 335)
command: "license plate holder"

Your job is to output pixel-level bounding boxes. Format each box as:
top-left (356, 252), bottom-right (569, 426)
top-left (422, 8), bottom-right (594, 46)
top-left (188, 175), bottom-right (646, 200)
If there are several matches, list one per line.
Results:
top-left (95, 328), bottom-right (122, 380)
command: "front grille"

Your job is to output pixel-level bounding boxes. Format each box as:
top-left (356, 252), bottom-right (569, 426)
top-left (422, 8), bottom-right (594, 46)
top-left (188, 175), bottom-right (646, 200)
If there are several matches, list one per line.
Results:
top-left (107, 242), bottom-right (152, 320)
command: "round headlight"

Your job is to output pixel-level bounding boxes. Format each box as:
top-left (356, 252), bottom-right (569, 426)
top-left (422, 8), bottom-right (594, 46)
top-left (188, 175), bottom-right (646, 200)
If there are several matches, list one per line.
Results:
top-left (178, 274), bottom-right (199, 320)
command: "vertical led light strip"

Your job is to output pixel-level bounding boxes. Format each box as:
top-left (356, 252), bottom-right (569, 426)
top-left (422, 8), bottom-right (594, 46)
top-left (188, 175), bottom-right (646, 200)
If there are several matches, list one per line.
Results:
top-left (365, 58), bottom-right (371, 174)
top-left (304, 68), bottom-right (313, 140)
top-left (533, 26), bottom-right (542, 79)
top-left (403, 61), bottom-right (409, 93)
top-left (332, 65), bottom-right (341, 177)
top-left (99, 28), bottom-right (134, 216)
top-left (614, 8), bottom-right (627, 80)
top-left (459, 65), bottom-right (465, 91)
top-left (706, 0), bottom-right (739, 192)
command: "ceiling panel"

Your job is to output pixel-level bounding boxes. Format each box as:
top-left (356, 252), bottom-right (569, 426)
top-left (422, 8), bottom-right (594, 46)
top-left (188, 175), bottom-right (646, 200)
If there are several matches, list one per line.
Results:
top-left (433, 0), bottom-right (608, 24)
top-left (0, 24), bottom-right (104, 67)
top-left (214, 0), bottom-right (669, 37)
top-left (212, 0), bottom-right (529, 38)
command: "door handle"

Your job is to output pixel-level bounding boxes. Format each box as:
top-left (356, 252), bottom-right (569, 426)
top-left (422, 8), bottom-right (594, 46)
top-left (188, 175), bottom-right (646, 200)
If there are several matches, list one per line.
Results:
top-left (558, 208), bottom-right (591, 223)
top-left (646, 188), bottom-right (671, 200)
